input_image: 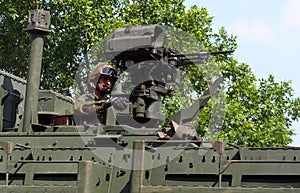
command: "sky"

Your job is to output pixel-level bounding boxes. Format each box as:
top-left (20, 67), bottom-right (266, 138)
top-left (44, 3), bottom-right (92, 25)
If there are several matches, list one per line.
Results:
top-left (184, 0), bottom-right (300, 146)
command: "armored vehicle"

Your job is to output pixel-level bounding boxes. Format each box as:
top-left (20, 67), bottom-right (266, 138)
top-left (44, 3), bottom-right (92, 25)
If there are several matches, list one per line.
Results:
top-left (0, 9), bottom-right (300, 193)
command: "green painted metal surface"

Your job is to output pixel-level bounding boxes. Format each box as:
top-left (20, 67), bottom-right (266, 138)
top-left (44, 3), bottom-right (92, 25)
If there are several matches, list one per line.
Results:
top-left (0, 9), bottom-right (300, 193)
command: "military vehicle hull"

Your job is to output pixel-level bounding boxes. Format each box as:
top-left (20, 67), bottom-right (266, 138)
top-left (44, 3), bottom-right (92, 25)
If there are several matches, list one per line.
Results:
top-left (1, 132), bottom-right (300, 193)
top-left (1, 11), bottom-right (300, 193)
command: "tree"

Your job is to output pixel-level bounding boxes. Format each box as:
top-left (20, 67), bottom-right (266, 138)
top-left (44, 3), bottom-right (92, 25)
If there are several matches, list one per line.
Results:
top-left (219, 61), bottom-right (300, 147)
top-left (0, 1), bottom-right (31, 76)
top-left (1, 0), bottom-right (299, 147)
top-left (1, 0), bottom-right (119, 95)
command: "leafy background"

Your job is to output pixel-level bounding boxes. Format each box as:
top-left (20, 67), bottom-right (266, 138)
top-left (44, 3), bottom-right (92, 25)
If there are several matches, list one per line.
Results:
top-left (1, 0), bottom-right (300, 147)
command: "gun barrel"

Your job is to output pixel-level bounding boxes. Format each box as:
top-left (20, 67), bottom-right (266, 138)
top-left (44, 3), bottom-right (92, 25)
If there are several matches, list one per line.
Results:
top-left (169, 50), bottom-right (234, 67)
top-left (209, 50), bottom-right (234, 55)
top-left (170, 50), bottom-right (234, 58)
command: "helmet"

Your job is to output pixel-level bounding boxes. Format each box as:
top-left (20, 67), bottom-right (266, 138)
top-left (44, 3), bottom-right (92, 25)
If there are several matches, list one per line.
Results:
top-left (88, 63), bottom-right (118, 90)
top-left (89, 63), bottom-right (118, 80)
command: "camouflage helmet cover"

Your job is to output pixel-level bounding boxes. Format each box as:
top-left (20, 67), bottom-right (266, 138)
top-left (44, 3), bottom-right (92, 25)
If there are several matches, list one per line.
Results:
top-left (88, 63), bottom-right (118, 89)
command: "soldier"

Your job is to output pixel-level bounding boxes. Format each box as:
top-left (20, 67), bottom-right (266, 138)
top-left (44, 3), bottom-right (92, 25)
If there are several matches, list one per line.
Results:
top-left (74, 63), bottom-right (127, 124)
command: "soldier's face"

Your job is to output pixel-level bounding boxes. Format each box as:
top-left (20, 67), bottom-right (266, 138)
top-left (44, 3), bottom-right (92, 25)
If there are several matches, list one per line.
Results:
top-left (97, 75), bottom-right (113, 94)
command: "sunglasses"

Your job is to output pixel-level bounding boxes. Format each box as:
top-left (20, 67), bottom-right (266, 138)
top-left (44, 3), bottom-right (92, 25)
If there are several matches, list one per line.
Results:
top-left (102, 67), bottom-right (117, 77)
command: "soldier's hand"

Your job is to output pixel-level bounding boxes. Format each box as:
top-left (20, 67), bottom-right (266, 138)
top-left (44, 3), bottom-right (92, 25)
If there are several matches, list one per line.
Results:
top-left (80, 100), bottom-right (108, 113)
top-left (111, 97), bottom-right (129, 110)
top-left (80, 103), bottom-right (96, 114)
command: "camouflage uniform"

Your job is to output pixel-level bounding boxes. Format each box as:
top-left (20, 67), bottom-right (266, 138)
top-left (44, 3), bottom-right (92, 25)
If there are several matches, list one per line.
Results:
top-left (74, 63), bottom-right (117, 125)
top-left (74, 93), bottom-right (111, 124)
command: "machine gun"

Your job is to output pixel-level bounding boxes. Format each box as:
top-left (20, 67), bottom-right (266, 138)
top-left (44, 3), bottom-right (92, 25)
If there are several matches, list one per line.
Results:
top-left (104, 25), bottom-right (233, 128)
top-left (105, 25), bottom-right (233, 69)
top-left (168, 49), bottom-right (234, 67)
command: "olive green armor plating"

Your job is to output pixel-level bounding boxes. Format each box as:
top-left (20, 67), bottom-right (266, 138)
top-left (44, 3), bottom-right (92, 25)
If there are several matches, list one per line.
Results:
top-left (0, 10), bottom-right (300, 193)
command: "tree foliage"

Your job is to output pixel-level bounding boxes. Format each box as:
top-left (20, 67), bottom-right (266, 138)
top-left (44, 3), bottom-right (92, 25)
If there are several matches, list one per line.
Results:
top-left (1, 0), bottom-right (300, 147)
top-left (0, 1), bottom-right (31, 76)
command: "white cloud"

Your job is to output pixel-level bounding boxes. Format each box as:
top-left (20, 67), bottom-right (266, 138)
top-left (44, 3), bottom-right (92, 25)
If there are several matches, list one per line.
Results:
top-left (282, 0), bottom-right (300, 29)
top-left (229, 17), bottom-right (274, 45)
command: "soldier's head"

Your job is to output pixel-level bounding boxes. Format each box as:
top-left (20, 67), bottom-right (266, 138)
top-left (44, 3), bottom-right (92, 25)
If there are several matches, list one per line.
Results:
top-left (88, 63), bottom-right (118, 96)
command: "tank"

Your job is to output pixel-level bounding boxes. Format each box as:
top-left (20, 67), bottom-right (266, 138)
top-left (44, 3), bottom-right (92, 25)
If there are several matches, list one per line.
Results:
top-left (0, 9), bottom-right (300, 193)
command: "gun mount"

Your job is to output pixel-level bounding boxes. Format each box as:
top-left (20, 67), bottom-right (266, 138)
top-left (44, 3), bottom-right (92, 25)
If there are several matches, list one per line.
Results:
top-left (0, 10), bottom-right (300, 193)
top-left (103, 25), bottom-right (233, 128)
